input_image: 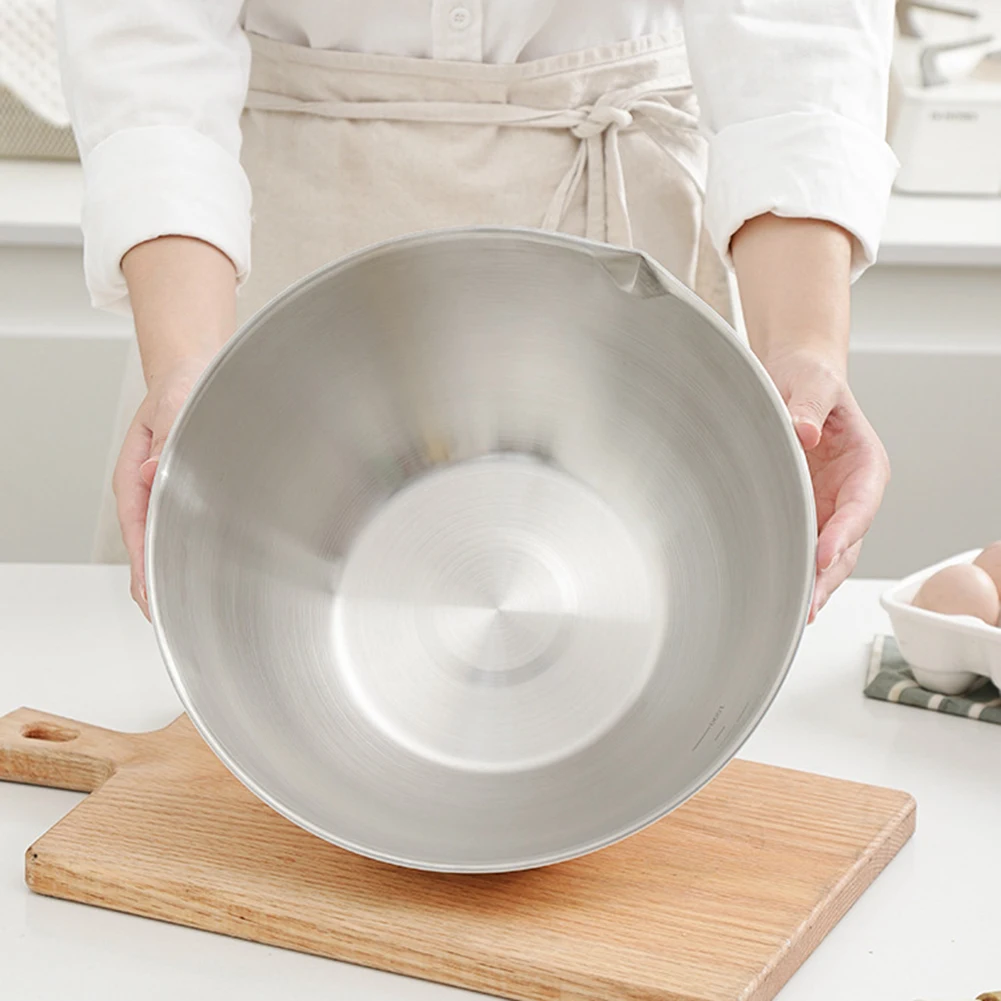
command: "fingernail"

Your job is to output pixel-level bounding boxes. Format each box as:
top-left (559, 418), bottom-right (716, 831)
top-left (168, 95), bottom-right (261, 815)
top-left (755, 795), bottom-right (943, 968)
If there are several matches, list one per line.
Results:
top-left (793, 418), bottom-right (821, 449)
top-left (822, 551), bottom-right (841, 572)
top-left (140, 458), bottom-right (159, 488)
top-left (139, 580), bottom-right (147, 604)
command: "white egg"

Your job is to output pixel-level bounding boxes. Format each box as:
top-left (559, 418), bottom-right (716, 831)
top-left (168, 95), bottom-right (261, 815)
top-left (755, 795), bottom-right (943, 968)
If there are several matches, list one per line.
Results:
top-left (913, 563), bottom-right (1000, 626)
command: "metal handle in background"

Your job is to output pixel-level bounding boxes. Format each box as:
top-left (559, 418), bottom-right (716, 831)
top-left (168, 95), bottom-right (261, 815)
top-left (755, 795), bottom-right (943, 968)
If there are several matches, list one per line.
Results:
top-left (920, 33), bottom-right (996, 86)
top-left (0, 708), bottom-right (143, 793)
top-left (896, 0), bottom-right (979, 39)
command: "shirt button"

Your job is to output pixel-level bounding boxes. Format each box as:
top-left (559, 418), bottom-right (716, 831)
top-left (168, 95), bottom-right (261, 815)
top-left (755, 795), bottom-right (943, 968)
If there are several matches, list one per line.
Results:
top-left (449, 5), bottom-right (471, 30)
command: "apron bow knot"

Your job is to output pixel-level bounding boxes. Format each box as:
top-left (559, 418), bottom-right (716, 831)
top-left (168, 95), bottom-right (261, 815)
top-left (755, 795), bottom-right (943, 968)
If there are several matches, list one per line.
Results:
top-left (571, 104), bottom-right (633, 140)
top-left (543, 82), bottom-right (703, 247)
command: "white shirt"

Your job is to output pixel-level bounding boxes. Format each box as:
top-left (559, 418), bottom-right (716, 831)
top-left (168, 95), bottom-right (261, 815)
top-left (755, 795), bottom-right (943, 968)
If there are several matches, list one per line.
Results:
top-left (56, 0), bottom-right (899, 314)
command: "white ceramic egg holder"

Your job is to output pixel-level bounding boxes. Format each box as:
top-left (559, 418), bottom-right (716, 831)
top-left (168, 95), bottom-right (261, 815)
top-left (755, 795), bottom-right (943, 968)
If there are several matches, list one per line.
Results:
top-left (888, 1), bottom-right (1001, 195)
top-left (882, 550), bottom-right (1001, 695)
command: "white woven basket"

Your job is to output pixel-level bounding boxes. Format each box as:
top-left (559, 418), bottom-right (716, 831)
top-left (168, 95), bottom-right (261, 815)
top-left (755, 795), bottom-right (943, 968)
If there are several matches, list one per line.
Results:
top-left (0, 83), bottom-right (76, 159)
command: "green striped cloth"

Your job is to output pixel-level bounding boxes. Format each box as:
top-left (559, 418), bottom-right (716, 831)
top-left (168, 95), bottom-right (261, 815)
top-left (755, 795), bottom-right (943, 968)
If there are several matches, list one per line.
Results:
top-left (865, 634), bottom-right (1001, 724)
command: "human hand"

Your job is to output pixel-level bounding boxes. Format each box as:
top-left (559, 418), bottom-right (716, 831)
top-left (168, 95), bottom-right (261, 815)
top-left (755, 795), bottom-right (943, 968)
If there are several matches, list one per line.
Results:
top-left (764, 348), bottom-right (890, 622)
top-left (114, 355), bottom-right (214, 618)
top-left (117, 235), bottom-right (238, 617)
top-left (730, 213), bottom-right (890, 622)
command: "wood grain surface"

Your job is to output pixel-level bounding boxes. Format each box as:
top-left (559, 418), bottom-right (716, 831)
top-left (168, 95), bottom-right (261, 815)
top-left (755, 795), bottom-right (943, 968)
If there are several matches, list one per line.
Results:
top-left (0, 707), bottom-right (915, 1001)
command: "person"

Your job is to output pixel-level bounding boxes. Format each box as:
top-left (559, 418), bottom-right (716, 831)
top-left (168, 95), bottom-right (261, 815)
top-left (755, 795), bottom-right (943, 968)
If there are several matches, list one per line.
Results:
top-left (57, 1), bottom-right (896, 622)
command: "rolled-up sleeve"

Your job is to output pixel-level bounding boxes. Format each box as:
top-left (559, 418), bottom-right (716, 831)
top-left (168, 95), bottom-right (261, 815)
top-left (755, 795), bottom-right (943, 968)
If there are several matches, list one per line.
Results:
top-left (684, 0), bottom-right (900, 279)
top-left (56, 0), bottom-right (251, 314)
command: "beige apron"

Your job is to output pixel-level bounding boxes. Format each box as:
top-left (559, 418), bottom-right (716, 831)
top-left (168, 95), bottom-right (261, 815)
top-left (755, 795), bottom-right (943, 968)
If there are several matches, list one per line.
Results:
top-left (93, 30), bottom-right (732, 563)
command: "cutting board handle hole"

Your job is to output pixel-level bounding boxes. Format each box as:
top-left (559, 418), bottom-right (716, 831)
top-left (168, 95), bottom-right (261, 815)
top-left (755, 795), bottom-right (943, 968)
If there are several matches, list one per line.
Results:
top-left (21, 722), bottom-right (79, 743)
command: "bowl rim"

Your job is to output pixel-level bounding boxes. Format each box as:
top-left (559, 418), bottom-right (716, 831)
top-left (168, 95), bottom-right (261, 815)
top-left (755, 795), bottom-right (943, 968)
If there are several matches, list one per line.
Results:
top-left (146, 225), bottom-right (817, 872)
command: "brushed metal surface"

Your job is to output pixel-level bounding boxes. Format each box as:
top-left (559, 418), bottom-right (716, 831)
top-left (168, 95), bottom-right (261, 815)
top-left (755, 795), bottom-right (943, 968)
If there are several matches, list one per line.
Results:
top-left (147, 228), bottom-right (815, 872)
top-left (334, 457), bottom-right (662, 773)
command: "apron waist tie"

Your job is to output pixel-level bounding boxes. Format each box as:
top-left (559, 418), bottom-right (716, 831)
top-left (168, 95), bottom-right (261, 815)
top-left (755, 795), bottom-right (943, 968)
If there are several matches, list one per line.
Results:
top-left (245, 78), bottom-right (704, 248)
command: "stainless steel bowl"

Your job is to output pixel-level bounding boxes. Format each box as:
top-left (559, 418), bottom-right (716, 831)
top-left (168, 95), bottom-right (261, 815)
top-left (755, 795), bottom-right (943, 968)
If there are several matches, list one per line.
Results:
top-left (147, 228), bottom-right (815, 872)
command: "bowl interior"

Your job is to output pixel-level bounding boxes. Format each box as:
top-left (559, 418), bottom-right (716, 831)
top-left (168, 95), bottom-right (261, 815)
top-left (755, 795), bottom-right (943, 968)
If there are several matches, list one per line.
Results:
top-left (148, 229), bottom-right (813, 871)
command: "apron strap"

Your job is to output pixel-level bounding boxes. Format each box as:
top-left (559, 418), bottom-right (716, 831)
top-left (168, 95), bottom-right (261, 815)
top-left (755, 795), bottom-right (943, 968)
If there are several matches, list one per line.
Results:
top-left (245, 80), bottom-right (703, 247)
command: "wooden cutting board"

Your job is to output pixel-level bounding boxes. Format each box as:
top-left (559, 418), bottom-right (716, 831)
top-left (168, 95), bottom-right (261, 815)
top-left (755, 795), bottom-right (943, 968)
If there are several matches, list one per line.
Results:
top-left (0, 706), bottom-right (914, 1001)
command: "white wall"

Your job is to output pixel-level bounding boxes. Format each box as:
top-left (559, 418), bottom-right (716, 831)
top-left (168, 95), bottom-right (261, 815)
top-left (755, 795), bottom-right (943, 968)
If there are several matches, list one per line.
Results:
top-left (849, 264), bottom-right (1001, 578)
top-left (0, 244), bottom-right (129, 561)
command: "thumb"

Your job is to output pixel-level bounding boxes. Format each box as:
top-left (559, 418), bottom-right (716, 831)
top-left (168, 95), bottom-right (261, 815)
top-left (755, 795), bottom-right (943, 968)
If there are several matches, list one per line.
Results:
top-left (139, 425), bottom-right (168, 489)
top-left (785, 364), bottom-right (842, 450)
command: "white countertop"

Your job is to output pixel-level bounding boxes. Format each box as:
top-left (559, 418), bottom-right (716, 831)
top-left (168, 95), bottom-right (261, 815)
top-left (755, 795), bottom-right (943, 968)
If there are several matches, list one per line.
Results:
top-left (2, 159), bottom-right (1000, 266)
top-left (0, 161), bottom-right (83, 246)
top-left (0, 564), bottom-right (998, 1001)
top-left (879, 194), bottom-right (1001, 267)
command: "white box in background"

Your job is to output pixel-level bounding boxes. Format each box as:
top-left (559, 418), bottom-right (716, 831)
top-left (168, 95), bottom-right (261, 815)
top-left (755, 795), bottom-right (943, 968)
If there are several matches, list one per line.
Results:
top-left (888, 3), bottom-right (1001, 195)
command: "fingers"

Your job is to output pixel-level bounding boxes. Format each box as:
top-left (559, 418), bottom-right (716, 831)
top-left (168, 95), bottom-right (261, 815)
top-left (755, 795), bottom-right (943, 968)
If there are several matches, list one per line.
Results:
top-left (139, 412), bottom-right (172, 488)
top-left (811, 451), bottom-right (887, 621)
top-left (139, 457), bottom-right (158, 489)
top-left (815, 449), bottom-right (889, 573)
top-left (816, 498), bottom-right (870, 575)
top-left (786, 362), bottom-right (843, 451)
top-left (117, 364), bottom-right (207, 617)
top-left (113, 417), bottom-right (153, 620)
top-left (810, 539), bottom-right (863, 621)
